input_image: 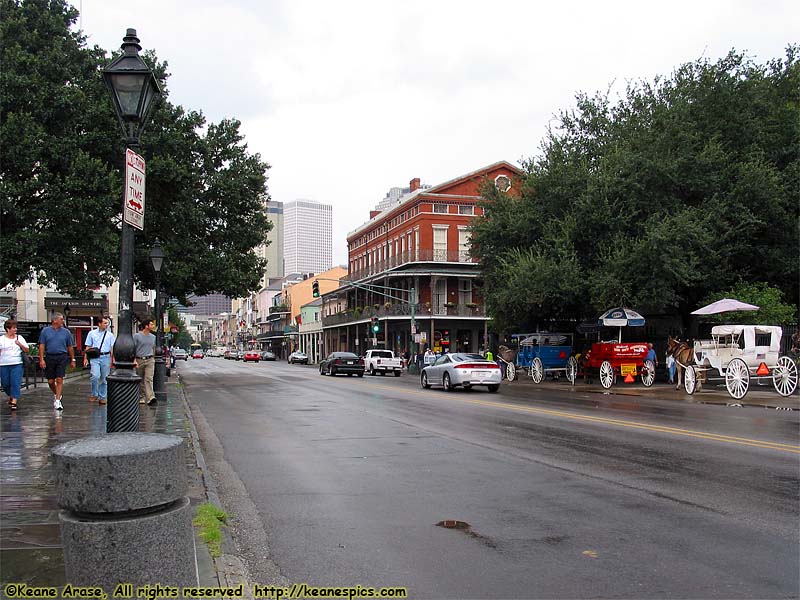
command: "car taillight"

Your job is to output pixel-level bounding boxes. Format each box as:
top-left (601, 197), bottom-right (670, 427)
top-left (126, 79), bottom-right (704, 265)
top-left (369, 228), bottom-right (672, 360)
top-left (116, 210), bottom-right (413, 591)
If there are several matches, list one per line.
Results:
top-left (458, 363), bottom-right (500, 369)
top-left (358, 359), bottom-right (364, 365)
top-left (334, 359), bottom-right (341, 365)
top-left (377, 359), bottom-right (381, 364)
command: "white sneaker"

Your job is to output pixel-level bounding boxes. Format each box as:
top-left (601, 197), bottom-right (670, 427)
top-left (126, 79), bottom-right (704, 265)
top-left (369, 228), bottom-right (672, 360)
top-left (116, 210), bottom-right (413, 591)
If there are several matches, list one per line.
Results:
top-left (54, 398), bottom-right (63, 411)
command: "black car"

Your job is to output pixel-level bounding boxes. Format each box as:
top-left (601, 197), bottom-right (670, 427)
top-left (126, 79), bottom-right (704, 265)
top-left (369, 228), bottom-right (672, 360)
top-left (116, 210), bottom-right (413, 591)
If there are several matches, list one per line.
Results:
top-left (319, 352), bottom-right (365, 377)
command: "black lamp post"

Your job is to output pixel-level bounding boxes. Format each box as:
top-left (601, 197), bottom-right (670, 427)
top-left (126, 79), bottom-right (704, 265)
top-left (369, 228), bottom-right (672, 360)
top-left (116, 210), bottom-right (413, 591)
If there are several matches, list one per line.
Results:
top-left (103, 29), bottom-right (161, 432)
top-left (63, 304), bottom-right (71, 329)
top-left (149, 239), bottom-right (167, 402)
top-left (150, 238), bottom-right (167, 402)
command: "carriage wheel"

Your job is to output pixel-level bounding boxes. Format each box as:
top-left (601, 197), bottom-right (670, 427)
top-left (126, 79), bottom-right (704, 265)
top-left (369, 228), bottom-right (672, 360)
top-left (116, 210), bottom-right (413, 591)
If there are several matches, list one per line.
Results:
top-left (684, 365), bottom-right (698, 395)
top-left (772, 356), bottom-right (798, 397)
top-left (600, 361), bottom-right (614, 389)
top-left (725, 358), bottom-right (750, 400)
top-left (530, 357), bottom-right (544, 384)
top-left (506, 362), bottom-right (516, 382)
top-left (641, 359), bottom-right (655, 387)
top-left (566, 356), bottom-right (578, 384)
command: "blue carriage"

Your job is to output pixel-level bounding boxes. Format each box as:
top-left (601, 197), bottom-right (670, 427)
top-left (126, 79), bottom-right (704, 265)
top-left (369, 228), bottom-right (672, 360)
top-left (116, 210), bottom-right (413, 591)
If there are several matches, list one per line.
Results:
top-left (511, 333), bottom-right (577, 384)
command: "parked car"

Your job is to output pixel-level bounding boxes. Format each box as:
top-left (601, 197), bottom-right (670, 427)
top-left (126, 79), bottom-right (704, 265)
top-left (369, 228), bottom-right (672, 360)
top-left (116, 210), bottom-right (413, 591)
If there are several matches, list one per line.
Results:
top-left (288, 351), bottom-right (309, 365)
top-left (173, 348), bottom-right (189, 361)
top-left (421, 353), bottom-right (501, 392)
top-left (363, 349), bottom-right (402, 376)
top-left (260, 350), bottom-right (277, 361)
top-left (223, 349), bottom-right (235, 360)
top-left (243, 350), bottom-right (260, 363)
top-left (236, 350), bottom-right (245, 361)
top-left (192, 350), bottom-right (204, 359)
top-left (319, 352), bottom-right (365, 377)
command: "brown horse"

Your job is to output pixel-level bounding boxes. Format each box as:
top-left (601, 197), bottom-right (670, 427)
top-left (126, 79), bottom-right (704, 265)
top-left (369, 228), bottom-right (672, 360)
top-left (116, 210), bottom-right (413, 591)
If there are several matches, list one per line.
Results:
top-left (666, 336), bottom-right (694, 390)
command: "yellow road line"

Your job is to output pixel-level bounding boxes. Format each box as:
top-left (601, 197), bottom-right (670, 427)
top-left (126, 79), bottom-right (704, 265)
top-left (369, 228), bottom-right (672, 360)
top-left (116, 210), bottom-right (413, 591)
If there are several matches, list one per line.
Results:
top-left (362, 382), bottom-right (800, 454)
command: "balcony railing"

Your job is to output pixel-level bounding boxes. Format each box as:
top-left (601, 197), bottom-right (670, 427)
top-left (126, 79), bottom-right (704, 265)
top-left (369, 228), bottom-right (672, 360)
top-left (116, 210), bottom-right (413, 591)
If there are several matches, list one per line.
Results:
top-left (343, 249), bottom-right (477, 282)
top-left (322, 303), bottom-right (485, 326)
top-left (269, 305), bottom-right (290, 314)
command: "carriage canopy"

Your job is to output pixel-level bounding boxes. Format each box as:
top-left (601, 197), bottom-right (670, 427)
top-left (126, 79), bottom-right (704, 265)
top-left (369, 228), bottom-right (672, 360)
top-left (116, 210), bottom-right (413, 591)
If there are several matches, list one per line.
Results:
top-left (710, 325), bottom-right (781, 352)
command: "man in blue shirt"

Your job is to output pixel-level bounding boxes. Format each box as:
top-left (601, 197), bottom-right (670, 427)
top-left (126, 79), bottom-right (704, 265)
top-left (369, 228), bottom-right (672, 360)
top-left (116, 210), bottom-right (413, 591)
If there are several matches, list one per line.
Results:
top-left (82, 317), bottom-right (115, 405)
top-left (38, 313), bottom-right (76, 411)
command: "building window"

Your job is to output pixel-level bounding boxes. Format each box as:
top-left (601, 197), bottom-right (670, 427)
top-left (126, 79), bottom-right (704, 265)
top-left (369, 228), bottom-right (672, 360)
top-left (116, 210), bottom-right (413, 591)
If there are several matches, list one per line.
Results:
top-left (433, 226), bottom-right (448, 261)
top-left (458, 279), bottom-right (472, 305)
top-left (458, 205), bottom-right (474, 215)
top-left (458, 228), bottom-right (471, 262)
top-left (433, 204), bottom-right (448, 214)
top-left (433, 279), bottom-right (447, 315)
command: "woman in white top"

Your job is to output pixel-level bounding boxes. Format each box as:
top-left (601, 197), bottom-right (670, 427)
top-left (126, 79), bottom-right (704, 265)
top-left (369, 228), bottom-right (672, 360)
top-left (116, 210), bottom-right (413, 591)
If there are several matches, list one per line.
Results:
top-left (1, 319), bottom-right (29, 410)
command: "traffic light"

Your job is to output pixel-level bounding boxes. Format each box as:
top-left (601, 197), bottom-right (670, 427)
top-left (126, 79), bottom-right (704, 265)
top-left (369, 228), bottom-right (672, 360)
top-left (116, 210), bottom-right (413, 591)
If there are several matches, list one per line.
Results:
top-left (371, 316), bottom-right (380, 334)
top-left (312, 280), bottom-right (320, 298)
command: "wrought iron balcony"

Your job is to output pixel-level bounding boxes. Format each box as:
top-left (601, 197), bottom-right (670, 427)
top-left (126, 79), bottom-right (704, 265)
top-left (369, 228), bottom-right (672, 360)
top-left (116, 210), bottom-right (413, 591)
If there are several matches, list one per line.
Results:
top-left (343, 249), bottom-right (478, 282)
top-left (321, 303), bottom-right (484, 326)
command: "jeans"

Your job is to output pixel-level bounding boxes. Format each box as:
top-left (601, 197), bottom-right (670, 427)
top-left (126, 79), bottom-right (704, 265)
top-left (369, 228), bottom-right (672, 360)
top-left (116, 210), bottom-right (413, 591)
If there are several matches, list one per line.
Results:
top-left (669, 362), bottom-right (677, 383)
top-left (1, 362), bottom-right (24, 400)
top-left (90, 354), bottom-right (112, 400)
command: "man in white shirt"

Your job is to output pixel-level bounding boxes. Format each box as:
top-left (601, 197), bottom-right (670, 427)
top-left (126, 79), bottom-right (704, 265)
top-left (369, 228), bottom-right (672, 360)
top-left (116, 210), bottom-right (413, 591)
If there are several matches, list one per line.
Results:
top-left (82, 317), bottom-right (115, 405)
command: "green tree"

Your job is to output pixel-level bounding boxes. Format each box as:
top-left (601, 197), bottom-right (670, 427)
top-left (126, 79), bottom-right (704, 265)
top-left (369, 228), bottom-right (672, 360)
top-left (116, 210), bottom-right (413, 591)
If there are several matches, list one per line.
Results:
top-left (0, 0), bottom-right (272, 301)
top-left (699, 282), bottom-right (797, 325)
top-left (472, 47), bottom-right (799, 331)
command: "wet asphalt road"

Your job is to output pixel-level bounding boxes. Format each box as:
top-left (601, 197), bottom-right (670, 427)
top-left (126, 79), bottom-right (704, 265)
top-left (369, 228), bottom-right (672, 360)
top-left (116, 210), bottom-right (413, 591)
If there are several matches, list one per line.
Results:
top-left (182, 357), bottom-right (799, 599)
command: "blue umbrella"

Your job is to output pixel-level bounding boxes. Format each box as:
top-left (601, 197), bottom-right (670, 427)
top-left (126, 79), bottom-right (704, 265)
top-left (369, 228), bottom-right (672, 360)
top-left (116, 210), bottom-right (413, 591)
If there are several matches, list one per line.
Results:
top-left (598, 307), bottom-right (646, 341)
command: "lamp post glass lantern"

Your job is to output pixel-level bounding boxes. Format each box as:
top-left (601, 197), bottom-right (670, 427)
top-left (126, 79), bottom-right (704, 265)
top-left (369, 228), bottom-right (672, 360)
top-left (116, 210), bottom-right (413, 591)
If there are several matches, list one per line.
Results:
top-left (150, 239), bottom-right (167, 403)
top-left (104, 29), bottom-right (161, 432)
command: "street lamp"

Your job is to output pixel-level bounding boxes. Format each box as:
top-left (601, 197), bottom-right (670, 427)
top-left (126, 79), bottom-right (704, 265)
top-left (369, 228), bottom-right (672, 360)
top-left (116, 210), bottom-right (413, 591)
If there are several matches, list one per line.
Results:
top-left (103, 29), bottom-right (161, 432)
top-left (149, 239), bottom-right (166, 403)
top-left (63, 304), bottom-right (71, 329)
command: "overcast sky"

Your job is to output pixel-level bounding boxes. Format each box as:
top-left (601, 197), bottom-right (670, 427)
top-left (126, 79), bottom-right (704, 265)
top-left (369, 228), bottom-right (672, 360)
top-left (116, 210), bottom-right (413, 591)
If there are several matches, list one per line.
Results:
top-left (75, 0), bottom-right (798, 265)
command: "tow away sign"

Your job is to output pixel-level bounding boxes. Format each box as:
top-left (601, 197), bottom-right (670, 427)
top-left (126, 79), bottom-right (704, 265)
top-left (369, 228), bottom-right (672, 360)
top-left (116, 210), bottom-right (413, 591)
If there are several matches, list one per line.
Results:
top-left (124, 148), bottom-right (146, 230)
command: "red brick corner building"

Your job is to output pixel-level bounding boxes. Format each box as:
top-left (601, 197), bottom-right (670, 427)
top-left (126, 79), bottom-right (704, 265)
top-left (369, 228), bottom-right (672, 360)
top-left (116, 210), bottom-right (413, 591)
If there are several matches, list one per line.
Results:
top-left (320, 160), bottom-right (523, 357)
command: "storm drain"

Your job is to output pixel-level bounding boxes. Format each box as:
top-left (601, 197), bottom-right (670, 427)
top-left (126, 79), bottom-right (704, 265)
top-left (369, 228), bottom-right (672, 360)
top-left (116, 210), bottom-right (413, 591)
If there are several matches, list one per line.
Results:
top-left (436, 520), bottom-right (497, 548)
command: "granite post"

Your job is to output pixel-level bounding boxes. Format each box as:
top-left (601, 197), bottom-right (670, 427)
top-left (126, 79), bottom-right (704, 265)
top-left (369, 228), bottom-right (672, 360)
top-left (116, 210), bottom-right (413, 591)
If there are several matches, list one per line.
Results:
top-left (52, 433), bottom-right (197, 591)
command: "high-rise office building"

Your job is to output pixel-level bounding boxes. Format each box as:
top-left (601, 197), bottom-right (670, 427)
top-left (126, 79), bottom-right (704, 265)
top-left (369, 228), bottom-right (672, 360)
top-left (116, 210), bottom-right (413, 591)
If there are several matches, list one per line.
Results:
top-left (283, 199), bottom-right (332, 275)
top-left (187, 294), bottom-right (231, 316)
top-left (258, 200), bottom-right (284, 282)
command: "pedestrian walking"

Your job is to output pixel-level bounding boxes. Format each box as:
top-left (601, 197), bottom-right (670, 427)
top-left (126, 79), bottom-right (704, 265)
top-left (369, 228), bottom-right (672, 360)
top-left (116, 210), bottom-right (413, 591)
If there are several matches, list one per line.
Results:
top-left (1, 319), bottom-right (29, 410)
top-left (82, 317), bottom-right (115, 405)
top-left (134, 318), bottom-right (157, 406)
top-left (646, 343), bottom-right (658, 367)
top-left (38, 313), bottom-right (76, 411)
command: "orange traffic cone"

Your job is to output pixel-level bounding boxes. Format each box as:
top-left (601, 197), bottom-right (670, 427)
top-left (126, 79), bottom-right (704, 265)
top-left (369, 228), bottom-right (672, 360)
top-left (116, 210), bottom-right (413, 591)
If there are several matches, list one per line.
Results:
top-left (624, 373), bottom-right (634, 383)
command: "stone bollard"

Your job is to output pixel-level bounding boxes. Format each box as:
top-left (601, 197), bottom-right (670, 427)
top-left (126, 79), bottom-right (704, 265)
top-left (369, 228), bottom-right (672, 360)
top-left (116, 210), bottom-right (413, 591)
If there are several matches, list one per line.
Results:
top-left (52, 433), bottom-right (198, 592)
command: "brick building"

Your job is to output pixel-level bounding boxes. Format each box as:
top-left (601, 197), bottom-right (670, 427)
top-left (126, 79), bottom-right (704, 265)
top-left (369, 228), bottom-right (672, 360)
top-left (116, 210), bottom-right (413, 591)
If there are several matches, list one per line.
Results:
top-left (320, 161), bottom-right (523, 358)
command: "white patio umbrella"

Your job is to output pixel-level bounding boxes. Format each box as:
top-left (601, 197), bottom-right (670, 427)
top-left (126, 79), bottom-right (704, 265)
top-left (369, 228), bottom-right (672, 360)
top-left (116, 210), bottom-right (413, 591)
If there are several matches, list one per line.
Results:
top-left (691, 298), bottom-right (759, 315)
top-left (597, 307), bottom-right (646, 342)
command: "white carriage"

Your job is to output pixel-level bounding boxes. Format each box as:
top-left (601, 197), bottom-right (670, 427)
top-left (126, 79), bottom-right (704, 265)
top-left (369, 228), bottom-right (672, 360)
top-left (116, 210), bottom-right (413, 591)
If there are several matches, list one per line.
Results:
top-left (683, 325), bottom-right (798, 399)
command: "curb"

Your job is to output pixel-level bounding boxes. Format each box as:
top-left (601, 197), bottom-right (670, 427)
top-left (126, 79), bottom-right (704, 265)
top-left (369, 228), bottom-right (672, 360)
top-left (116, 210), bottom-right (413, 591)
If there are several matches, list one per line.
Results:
top-left (177, 374), bottom-right (255, 597)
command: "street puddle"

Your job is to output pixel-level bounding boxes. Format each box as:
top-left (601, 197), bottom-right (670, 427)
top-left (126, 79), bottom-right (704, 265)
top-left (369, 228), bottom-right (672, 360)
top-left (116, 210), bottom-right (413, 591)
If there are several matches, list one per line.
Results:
top-left (436, 520), bottom-right (497, 548)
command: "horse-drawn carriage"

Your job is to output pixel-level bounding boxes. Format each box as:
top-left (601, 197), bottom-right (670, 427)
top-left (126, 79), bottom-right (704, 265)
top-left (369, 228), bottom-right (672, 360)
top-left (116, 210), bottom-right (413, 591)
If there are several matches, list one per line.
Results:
top-left (510, 333), bottom-right (577, 384)
top-left (583, 341), bottom-right (656, 389)
top-left (678, 325), bottom-right (798, 399)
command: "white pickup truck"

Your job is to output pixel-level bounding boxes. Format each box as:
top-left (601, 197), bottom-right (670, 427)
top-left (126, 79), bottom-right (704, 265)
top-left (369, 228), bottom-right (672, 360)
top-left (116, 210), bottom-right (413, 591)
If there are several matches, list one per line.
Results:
top-left (363, 349), bottom-right (403, 377)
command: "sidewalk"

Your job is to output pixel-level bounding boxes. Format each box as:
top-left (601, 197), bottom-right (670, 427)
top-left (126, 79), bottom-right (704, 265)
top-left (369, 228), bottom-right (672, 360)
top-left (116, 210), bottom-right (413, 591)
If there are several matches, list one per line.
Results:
top-left (507, 371), bottom-right (800, 410)
top-left (0, 371), bottom-right (220, 587)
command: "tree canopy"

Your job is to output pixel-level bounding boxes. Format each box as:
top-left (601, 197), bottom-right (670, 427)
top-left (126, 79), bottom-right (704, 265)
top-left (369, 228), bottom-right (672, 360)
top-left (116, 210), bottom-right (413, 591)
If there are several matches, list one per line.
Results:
top-left (472, 48), bottom-right (799, 332)
top-left (0, 0), bottom-right (272, 301)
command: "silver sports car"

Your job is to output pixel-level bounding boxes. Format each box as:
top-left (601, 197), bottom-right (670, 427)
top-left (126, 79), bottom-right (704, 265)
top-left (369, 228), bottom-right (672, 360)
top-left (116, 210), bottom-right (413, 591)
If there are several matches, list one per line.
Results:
top-left (420, 353), bottom-right (502, 392)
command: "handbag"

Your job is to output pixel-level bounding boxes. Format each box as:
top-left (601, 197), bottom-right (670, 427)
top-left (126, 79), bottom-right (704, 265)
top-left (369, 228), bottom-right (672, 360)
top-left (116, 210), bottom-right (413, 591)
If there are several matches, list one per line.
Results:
top-left (17, 336), bottom-right (33, 368)
top-left (85, 330), bottom-right (107, 359)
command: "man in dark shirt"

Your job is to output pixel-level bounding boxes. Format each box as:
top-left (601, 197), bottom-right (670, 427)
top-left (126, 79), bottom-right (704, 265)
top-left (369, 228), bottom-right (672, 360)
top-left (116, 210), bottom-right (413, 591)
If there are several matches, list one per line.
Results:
top-left (38, 313), bottom-right (76, 411)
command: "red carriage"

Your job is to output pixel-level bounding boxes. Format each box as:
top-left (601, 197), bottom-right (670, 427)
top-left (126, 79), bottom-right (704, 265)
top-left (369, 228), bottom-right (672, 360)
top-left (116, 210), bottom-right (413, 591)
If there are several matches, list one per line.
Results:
top-left (580, 307), bottom-right (656, 389)
top-left (583, 341), bottom-right (656, 389)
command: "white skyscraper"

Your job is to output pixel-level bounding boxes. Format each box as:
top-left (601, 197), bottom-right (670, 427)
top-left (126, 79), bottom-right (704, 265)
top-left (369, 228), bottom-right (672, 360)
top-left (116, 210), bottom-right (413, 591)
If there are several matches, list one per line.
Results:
top-left (283, 199), bottom-right (333, 274)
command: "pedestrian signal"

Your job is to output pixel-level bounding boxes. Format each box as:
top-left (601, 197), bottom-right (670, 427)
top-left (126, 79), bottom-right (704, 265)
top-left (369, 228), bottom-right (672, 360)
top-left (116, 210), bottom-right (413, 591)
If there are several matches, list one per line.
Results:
top-left (312, 280), bottom-right (320, 298)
